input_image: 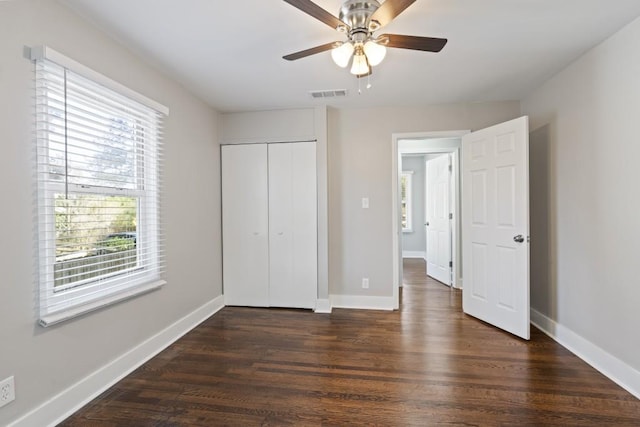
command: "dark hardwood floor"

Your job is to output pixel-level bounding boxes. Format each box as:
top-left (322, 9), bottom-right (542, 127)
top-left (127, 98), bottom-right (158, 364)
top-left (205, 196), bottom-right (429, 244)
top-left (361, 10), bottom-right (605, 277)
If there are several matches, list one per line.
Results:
top-left (61, 259), bottom-right (640, 426)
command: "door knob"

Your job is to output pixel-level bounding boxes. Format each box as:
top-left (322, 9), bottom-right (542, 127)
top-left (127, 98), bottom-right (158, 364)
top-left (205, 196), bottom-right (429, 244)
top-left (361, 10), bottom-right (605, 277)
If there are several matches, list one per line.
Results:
top-left (425, 222), bottom-right (430, 226)
top-left (513, 234), bottom-right (525, 243)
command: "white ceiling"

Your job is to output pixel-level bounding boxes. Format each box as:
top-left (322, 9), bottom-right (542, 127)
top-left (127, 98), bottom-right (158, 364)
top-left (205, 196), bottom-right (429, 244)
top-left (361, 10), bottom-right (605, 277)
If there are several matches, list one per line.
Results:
top-left (60, 0), bottom-right (640, 113)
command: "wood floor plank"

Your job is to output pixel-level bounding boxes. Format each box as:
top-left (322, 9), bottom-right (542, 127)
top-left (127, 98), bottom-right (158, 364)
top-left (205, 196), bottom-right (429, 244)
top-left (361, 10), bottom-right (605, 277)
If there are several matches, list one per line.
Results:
top-left (60, 259), bottom-right (640, 426)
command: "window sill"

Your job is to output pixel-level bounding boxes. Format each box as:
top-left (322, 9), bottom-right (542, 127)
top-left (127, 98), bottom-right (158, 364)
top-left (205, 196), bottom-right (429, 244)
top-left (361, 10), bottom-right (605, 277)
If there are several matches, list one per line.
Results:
top-left (39, 280), bottom-right (165, 327)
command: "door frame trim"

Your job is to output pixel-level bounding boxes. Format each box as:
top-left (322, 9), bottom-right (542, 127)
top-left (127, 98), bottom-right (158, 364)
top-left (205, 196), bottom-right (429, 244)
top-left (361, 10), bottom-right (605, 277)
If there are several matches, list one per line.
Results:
top-left (391, 131), bottom-right (469, 310)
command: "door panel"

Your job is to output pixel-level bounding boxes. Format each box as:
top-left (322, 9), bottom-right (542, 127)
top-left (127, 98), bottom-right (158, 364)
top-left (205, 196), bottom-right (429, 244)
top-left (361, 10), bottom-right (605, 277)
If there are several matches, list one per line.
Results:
top-left (462, 116), bottom-right (530, 340)
top-left (496, 166), bottom-right (516, 226)
top-left (426, 154), bottom-right (452, 285)
top-left (470, 243), bottom-right (488, 299)
top-left (471, 171), bottom-right (488, 224)
top-left (268, 142), bottom-right (317, 309)
top-left (222, 144), bottom-right (269, 307)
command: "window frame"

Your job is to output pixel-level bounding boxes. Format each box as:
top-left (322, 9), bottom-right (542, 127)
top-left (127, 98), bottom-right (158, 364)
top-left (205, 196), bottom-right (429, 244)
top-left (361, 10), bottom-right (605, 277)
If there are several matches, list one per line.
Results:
top-left (33, 46), bottom-right (168, 326)
top-left (40, 176), bottom-right (148, 314)
top-left (401, 171), bottom-right (414, 233)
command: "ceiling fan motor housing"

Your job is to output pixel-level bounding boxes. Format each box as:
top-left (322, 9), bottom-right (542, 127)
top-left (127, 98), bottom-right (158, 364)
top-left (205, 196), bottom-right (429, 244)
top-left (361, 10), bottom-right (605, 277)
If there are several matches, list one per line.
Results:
top-left (339, 0), bottom-right (381, 42)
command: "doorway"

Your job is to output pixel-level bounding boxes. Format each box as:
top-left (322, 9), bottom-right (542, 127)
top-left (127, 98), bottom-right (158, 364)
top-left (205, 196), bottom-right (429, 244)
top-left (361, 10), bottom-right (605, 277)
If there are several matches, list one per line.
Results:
top-left (392, 117), bottom-right (531, 340)
top-left (391, 131), bottom-right (468, 309)
top-left (400, 152), bottom-right (453, 284)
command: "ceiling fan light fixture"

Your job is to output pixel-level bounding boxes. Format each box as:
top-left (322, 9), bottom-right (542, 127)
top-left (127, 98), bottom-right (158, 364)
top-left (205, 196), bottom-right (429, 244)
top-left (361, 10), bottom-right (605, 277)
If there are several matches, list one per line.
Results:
top-left (331, 41), bottom-right (354, 68)
top-left (350, 51), bottom-right (370, 76)
top-left (363, 40), bottom-right (386, 66)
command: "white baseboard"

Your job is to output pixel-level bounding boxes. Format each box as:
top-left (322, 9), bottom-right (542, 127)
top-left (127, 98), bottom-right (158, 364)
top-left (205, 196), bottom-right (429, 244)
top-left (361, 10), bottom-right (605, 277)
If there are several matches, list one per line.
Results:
top-left (531, 309), bottom-right (640, 400)
top-left (330, 294), bottom-right (394, 311)
top-left (402, 251), bottom-right (426, 259)
top-left (10, 295), bottom-right (226, 427)
top-left (314, 298), bottom-right (332, 313)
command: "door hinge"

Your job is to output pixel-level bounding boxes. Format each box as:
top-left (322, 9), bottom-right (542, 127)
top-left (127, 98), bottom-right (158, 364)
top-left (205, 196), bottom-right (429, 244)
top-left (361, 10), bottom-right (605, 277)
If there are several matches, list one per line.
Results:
top-left (449, 261), bottom-right (453, 268)
top-left (448, 164), bottom-right (452, 172)
top-left (449, 213), bottom-right (453, 220)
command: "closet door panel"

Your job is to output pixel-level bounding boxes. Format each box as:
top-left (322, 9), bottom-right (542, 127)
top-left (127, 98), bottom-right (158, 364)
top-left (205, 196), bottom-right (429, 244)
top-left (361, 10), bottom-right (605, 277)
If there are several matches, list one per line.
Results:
top-left (222, 144), bottom-right (269, 306)
top-left (268, 142), bottom-right (317, 308)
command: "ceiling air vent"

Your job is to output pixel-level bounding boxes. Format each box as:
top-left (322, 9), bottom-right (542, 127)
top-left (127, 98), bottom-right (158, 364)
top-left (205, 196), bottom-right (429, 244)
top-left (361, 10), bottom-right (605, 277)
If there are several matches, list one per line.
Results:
top-left (309, 89), bottom-right (348, 99)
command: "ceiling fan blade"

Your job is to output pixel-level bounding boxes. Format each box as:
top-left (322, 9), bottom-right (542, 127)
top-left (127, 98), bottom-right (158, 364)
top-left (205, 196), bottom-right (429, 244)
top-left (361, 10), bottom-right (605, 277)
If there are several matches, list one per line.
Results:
top-left (370, 0), bottom-right (416, 28)
top-left (283, 0), bottom-right (344, 30)
top-left (381, 34), bottom-right (448, 52)
top-left (283, 42), bottom-right (339, 61)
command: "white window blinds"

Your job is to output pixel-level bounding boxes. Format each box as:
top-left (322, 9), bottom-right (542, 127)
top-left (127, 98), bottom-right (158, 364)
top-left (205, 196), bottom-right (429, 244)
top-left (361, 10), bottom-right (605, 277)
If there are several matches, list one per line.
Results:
top-left (33, 47), bottom-right (167, 326)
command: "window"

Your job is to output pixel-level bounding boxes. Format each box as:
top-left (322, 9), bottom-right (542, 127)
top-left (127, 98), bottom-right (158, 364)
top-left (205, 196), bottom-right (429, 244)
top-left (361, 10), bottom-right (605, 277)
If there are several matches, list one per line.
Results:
top-left (401, 171), bottom-right (413, 232)
top-left (33, 47), bottom-right (168, 326)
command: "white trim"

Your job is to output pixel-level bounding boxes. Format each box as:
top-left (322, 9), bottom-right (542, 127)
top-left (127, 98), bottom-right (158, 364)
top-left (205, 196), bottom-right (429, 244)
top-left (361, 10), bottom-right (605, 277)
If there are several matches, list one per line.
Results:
top-left (10, 295), bottom-right (225, 427)
top-left (314, 106), bottom-right (330, 305)
top-left (314, 298), bottom-right (332, 313)
top-left (330, 294), bottom-right (394, 311)
top-left (40, 280), bottom-right (165, 327)
top-left (220, 137), bottom-right (317, 145)
top-left (396, 130), bottom-right (470, 141)
top-left (392, 136), bottom-right (401, 309)
top-left (531, 309), bottom-right (640, 400)
top-left (29, 46), bottom-right (169, 115)
top-left (449, 150), bottom-right (460, 288)
top-left (402, 251), bottom-right (426, 259)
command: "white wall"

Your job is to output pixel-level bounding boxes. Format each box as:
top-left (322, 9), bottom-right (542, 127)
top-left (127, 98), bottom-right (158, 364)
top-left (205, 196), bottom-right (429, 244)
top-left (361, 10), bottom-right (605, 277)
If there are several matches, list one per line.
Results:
top-left (523, 15), bottom-right (640, 383)
top-left (0, 1), bottom-right (221, 424)
top-left (328, 102), bottom-right (521, 300)
top-left (220, 108), bottom-right (318, 144)
top-left (401, 155), bottom-right (426, 255)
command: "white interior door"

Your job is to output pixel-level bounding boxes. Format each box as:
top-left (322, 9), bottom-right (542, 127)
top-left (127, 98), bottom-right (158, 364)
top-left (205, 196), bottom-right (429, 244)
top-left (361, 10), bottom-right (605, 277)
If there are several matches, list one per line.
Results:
top-left (221, 144), bottom-right (270, 306)
top-left (462, 116), bottom-right (530, 339)
top-left (426, 154), bottom-right (452, 285)
top-left (268, 142), bottom-right (317, 309)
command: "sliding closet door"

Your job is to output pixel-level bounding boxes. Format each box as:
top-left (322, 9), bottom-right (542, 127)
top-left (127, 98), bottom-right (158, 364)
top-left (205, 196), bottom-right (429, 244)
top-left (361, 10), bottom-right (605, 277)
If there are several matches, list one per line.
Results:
top-left (268, 142), bottom-right (317, 309)
top-left (222, 144), bottom-right (269, 306)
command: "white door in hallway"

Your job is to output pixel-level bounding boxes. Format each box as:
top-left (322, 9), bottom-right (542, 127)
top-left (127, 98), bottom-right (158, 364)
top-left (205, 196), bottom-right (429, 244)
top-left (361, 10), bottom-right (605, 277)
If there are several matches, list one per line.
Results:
top-left (425, 153), bottom-right (451, 285)
top-left (462, 116), bottom-right (530, 340)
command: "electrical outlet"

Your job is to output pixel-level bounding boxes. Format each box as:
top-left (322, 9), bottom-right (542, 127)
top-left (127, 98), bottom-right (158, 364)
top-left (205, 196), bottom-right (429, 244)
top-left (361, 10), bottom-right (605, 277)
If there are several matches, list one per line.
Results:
top-left (0, 376), bottom-right (15, 408)
top-left (362, 278), bottom-right (369, 289)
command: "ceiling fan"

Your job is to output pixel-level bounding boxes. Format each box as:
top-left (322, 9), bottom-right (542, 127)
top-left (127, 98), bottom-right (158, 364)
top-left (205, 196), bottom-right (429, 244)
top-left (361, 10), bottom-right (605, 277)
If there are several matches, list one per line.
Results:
top-left (282, 0), bottom-right (447, 77)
